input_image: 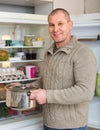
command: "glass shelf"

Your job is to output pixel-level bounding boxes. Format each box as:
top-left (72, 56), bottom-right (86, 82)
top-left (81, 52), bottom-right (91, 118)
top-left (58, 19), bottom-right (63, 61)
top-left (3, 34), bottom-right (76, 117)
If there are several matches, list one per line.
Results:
top-left (0, 59), bottom-right (42, 63)
top-left (78, 38), bottom-right (100, 42)
top-left (0, 46), bottom-right (44, 49)
top-left (0, 77), bottom-right (40, 84)
top-left (0, 100), bottom-right (6, 103)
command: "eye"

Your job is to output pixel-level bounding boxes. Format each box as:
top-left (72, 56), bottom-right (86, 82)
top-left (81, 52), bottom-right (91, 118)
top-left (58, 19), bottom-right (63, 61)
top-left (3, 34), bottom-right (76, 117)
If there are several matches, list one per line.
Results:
top-left (58, 22), bottom-right (63, 26)
top-left (49, 23), bottom-right (54, 27)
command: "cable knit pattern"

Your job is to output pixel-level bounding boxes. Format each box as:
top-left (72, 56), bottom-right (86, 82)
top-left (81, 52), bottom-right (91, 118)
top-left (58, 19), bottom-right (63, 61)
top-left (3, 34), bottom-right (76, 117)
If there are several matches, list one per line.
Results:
top-left (35, 36), bottom-right (97, 129)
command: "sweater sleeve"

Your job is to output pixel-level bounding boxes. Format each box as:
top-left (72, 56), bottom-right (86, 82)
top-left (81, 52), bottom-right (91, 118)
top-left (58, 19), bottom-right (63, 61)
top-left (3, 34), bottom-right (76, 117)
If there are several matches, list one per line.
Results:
top-left (46, 46), bottom-right (97, 105)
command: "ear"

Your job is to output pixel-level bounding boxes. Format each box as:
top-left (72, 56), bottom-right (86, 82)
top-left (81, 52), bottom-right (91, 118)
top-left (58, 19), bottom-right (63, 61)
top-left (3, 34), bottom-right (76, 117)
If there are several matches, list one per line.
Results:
top-left (68, 20), bottom-right (73, 30)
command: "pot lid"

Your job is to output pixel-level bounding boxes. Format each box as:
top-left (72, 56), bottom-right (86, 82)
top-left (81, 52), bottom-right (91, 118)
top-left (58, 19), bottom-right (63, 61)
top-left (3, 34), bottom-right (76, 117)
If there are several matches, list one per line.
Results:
top-left (7, 84), bottom-right (36, 92)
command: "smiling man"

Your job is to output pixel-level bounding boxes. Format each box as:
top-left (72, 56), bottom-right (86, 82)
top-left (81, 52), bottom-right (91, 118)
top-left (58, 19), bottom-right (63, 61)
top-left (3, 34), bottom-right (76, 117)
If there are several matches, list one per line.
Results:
top-left (30, 8), bottom-right (97, 130)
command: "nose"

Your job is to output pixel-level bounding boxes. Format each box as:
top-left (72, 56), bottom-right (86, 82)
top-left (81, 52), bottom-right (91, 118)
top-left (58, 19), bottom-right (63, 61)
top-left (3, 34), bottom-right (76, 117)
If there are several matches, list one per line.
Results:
top-left (53, 25), bottom-right (59, 32)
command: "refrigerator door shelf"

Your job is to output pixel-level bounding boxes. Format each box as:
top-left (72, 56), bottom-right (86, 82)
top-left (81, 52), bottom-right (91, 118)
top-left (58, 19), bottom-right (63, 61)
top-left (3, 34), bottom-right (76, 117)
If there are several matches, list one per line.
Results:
top-left (88, 96), bottom-right (100, 129)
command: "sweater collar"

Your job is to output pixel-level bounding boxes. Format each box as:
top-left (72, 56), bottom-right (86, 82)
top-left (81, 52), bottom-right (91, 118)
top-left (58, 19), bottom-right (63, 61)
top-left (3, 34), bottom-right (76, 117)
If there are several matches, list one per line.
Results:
top-left (47, 36), bottom-right (78, 55)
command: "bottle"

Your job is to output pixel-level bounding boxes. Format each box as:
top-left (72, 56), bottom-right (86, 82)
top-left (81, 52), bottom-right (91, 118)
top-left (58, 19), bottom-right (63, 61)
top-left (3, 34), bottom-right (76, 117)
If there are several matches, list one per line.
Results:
top-left (97, 34), bottom-right (100, 40)
top-left (95, 71), bottom-right (100, 97)
top-left (15, 25), bottom-right (22, 41)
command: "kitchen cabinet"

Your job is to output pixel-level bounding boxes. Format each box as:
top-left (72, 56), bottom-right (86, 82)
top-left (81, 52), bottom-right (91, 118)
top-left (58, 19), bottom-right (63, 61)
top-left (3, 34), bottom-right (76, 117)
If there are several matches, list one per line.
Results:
top-left (53, 0), bottom-right (100, 14)
top-left (53, 0), bottom-right (84, 14)
top-left (84, 0), bottom-right (100, 14)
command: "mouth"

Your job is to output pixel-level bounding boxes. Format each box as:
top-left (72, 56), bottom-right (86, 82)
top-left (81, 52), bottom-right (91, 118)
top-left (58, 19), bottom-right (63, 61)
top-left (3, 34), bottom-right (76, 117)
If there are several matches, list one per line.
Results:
top-left (53, 33), bottom-right (61, 39)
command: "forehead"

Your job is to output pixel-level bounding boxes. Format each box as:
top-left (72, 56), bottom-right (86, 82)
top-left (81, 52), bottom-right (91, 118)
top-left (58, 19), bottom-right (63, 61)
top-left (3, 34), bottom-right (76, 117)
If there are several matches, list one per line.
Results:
top-left (48, 11), bottom-right (67, 22)
top-left (49, 11), bottom-right (67, 18)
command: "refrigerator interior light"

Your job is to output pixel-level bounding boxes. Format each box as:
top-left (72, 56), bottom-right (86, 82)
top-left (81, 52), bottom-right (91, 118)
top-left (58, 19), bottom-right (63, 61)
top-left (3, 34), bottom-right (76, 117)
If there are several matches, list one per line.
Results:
top-left (2, 34), bottom-right (11, 40)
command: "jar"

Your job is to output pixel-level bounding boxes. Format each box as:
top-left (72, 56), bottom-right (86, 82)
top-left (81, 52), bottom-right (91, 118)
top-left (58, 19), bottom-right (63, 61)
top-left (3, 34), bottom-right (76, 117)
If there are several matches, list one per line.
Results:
top-left (24, 35), bottom-right (33, 46)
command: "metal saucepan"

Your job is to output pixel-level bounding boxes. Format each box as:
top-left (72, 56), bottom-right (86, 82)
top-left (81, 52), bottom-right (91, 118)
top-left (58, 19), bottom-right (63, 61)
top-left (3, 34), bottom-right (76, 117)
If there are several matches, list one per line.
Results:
top-left (6, 84), bottom-right (37, 110)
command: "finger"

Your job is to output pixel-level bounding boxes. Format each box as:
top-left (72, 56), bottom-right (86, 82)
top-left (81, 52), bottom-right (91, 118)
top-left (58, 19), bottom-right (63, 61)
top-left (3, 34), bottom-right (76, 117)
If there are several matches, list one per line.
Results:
top-left (11, 82), bottom-right (21, 86)
top-left (30, 93), bottom-right (37, 99)
top-left (30, 89), bottom-right (40, 93)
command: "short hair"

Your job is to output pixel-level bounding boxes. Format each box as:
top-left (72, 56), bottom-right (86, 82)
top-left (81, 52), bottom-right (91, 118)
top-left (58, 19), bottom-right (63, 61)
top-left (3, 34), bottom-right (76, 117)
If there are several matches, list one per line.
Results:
top-left (48, 8), bottom-right (70, 22)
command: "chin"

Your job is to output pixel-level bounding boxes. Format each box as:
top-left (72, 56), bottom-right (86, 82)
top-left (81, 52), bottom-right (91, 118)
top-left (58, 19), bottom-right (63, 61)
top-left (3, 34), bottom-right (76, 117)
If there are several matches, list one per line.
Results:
top-left (55, 40), bottom-right (63, 43)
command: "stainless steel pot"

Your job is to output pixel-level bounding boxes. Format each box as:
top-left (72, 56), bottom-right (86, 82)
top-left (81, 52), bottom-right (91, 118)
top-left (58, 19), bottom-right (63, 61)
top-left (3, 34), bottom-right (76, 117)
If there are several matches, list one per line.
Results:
top-left (6, 84), bottom-right (37, 110)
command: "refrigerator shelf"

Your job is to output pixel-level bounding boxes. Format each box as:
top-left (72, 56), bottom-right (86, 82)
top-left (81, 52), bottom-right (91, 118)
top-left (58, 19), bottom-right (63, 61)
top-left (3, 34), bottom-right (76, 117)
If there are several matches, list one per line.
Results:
top-left (88, 121), bottom-right (100, 129)
top-left (0, 77), bottom-right (40, 84)
top-left (88, 96), bottom-right (100, 129)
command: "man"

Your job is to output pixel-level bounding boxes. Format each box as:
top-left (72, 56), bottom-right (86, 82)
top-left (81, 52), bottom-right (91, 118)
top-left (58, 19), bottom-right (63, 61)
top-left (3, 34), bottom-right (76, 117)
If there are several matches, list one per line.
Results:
top-left (30, 8), bottom-right (97, 130)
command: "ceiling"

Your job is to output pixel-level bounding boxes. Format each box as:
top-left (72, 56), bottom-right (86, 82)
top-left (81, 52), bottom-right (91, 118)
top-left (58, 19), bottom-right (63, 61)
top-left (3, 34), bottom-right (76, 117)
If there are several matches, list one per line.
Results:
top-left (0, 0), bottom-right (53, 7)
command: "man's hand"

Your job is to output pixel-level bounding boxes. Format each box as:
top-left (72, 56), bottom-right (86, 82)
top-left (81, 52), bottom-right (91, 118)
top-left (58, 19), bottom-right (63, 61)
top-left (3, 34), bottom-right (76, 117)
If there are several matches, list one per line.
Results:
top-left (30, 89), bottom-right (47, 104)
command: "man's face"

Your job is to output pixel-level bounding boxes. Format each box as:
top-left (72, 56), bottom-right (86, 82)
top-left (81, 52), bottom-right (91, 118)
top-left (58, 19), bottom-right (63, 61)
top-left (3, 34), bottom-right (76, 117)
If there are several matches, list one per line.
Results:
top-left (48, 11), bottom-right (73, 45)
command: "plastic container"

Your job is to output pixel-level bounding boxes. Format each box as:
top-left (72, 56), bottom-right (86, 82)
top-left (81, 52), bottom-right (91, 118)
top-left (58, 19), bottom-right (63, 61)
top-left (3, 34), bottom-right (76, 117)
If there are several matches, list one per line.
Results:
top-left (32, 41), bottom-right (44, 47)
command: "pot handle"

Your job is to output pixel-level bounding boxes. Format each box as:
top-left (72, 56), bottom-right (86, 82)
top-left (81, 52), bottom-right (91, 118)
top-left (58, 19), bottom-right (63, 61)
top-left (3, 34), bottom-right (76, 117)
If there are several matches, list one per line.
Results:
top-left (27, 91), bottom-right (31, 96)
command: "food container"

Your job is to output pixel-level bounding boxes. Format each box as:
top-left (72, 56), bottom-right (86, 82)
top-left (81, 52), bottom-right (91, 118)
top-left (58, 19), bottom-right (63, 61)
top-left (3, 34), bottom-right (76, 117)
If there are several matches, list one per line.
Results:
top-left (24, 35), bottom-right (35, 46)
top-left (24, 35), bottom-right (32, 46)
top-left (6, 84), bottom-right (37, 110)
top-left (0, 50), bottom-right (9, 61)
top-left (32, 41), bottom-right (44, 47)
top-left (15, 52), bottom-right (25, 59)
top-left (25, 49), bottom-right (37, 60)
top-left (25, 65), bottom-right (37, 79)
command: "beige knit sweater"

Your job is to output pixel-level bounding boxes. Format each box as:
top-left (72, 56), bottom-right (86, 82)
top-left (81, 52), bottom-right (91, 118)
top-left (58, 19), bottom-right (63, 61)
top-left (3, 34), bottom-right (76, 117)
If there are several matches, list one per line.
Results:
top-left (34, 36), bottom-right (97, 129)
